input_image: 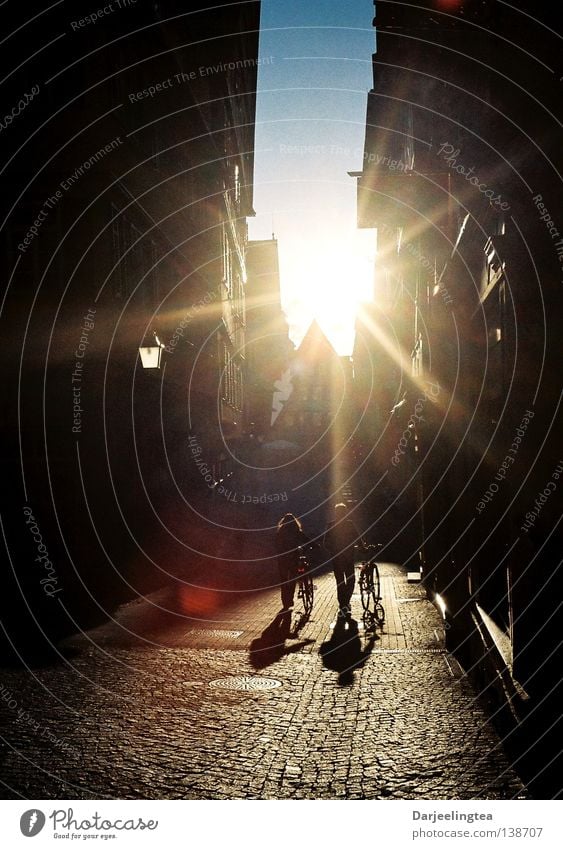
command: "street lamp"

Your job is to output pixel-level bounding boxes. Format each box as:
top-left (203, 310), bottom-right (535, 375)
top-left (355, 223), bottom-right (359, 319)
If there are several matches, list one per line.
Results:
top-left (139, 333), bottom-right (165, 369)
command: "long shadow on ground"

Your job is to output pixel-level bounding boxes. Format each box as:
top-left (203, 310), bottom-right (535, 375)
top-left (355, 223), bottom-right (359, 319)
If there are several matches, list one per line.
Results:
top-left (319, 618), bottom-right (377, 686)
top-left (249, 611), bottom-right (314, 670)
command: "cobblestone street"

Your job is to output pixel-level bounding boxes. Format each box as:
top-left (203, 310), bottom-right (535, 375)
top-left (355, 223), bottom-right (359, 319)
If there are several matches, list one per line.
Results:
top-left (0, 565), bottom-right (526, 800)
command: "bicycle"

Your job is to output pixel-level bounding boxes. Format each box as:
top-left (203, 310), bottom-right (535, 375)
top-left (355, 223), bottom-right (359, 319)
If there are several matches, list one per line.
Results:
top-left (357, 543), bottom-right (385, 630)
top-left (296, 546), bottom-right (314, 617)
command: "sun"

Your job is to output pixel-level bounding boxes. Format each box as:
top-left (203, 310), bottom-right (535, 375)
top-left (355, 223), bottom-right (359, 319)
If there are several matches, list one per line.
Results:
top-left (281, 227), bottom-right (376, 356)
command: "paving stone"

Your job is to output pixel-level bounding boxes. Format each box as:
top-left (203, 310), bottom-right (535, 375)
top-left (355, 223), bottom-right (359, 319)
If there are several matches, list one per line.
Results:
top-left (0, 565), bottom-right (526, 799)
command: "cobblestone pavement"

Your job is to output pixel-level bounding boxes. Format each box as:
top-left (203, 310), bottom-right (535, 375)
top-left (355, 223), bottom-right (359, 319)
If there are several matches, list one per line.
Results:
top-left (0, 564), bottom-right (526, 799)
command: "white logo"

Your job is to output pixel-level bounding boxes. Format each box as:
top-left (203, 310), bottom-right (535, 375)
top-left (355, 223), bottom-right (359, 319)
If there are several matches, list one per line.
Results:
top-left (271, 368), bottom-right (293, 425)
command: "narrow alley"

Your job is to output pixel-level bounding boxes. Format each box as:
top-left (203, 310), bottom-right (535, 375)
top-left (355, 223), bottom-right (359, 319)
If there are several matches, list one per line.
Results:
top-left (0, 565), bottom-right (525, 800)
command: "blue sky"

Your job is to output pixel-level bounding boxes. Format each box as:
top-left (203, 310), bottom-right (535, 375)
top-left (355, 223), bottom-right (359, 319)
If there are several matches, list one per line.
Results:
top-left (248, 0), bottom-right (376, 355)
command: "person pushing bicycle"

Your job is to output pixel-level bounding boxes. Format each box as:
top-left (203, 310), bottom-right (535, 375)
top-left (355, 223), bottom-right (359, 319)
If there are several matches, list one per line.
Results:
top-left (323, 503), bottom-right (363, 621)
top-left (276, 513), bottom-right (308, 610)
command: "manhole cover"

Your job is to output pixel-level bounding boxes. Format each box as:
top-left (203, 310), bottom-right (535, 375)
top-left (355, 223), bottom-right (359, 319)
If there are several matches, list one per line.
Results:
top-left (208, 676), bottom-right (282, 691)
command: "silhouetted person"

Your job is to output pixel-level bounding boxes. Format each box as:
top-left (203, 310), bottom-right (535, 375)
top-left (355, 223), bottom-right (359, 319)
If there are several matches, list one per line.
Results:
top-left (276, 513), bottom-right (307, 610)
top-left (324, 503), bottom-right (360, 621)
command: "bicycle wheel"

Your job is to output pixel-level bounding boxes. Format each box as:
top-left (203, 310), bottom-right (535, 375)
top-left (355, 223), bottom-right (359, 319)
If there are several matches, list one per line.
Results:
top-left (360, 562), bottom-right (384, 627)
top-left (301, 574), bottom-right (314, 615)
top-left (371, 561), bottom-right (385, 623)
top-left (371, 560), bottom-right (381, 604)
top-left (359, 566), bottom-right (377, 612)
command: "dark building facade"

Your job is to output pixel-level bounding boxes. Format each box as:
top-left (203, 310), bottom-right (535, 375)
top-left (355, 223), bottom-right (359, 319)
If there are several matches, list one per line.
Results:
top-left (1, 1), bottom-right (261, 655)
top-left (352, 0), bottom-right (562, 794)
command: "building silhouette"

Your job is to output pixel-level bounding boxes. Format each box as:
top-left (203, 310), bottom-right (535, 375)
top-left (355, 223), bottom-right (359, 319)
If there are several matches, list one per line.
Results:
top-left (1, 1), bottom-right (262, 654)
top-left (352, 0), bottom-right (562, 795)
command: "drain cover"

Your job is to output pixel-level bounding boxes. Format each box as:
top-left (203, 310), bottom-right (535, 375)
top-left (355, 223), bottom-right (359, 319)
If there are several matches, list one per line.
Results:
top-left (208, 676), bottom-right (282, 691)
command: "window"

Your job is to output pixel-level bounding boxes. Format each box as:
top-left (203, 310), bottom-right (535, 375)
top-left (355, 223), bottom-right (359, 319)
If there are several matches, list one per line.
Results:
top-left (234, 164), bottom-right (241, 206)
top-left (222, 225), bottom-right (232, 295)
top-left (220, 341), bottom-right (243, 412)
